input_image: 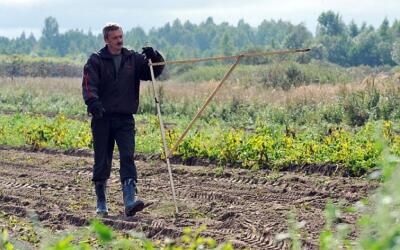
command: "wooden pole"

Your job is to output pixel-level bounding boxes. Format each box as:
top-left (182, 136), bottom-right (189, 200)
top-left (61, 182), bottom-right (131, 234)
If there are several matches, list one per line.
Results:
top-left (150, 48), bottom-right (310, 66)
top-left (148, 59), bottom-right (179, 214)
top-left (168, 56), bottom-right (242, 157)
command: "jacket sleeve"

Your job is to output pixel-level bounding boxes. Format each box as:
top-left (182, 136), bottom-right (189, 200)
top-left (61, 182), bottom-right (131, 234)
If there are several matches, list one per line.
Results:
top-left (82, 54), bottom-right (101, 106)
top-left (138, 50), bottom-right (165, 81)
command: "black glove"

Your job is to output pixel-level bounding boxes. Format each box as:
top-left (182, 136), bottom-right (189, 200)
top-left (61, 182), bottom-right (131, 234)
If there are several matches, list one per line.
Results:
top-left (88, 100), bottom-right (105, 119)
top-left (142, 46), bottom-right (157, 60)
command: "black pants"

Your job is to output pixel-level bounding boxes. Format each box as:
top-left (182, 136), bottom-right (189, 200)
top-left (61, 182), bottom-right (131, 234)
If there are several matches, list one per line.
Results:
top-left (91, 114), bottom-right (137, 182)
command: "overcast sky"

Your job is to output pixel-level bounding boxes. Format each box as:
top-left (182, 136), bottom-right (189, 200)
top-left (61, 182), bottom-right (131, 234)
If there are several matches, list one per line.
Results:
top-left (0, 0), bottom-right (399, 38)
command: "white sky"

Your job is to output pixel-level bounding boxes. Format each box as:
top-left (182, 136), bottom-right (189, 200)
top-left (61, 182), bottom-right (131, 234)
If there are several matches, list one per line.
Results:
top-left (0, 0), bottom-right (399, 38)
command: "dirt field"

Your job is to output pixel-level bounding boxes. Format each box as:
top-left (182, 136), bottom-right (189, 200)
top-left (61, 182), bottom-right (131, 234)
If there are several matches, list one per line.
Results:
top-left (0, 148), bottom-right (377, 249)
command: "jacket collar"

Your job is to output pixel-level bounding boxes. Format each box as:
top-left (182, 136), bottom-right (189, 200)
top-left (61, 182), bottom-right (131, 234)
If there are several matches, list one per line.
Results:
top-left (98, 45), bottom-right (132, 59)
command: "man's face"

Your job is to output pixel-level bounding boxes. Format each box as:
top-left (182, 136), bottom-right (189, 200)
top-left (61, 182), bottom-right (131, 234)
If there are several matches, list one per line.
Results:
top-left (105, 28), bottom-right (123, 52)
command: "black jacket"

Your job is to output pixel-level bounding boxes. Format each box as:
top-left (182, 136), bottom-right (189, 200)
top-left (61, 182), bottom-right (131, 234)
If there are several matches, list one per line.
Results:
top-left (82, 45), bottom-right (164, 114)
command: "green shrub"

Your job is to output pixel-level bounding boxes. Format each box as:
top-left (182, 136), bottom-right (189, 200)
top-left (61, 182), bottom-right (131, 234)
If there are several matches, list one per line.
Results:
top-left (341, 85), bottom-right (380, 126)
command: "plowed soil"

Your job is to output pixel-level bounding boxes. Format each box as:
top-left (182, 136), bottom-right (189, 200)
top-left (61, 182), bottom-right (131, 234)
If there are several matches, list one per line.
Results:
top-left (0, 148), bottom-right (377, 249)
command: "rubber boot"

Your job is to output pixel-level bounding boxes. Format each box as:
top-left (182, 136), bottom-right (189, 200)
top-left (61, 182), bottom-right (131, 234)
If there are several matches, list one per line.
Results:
top-left (122, 178), bottom-right (144, 216)
top-left (95, 180), bottom-right (108, 216)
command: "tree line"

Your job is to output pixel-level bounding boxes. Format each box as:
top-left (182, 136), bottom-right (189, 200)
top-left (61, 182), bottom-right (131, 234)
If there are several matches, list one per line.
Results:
top-left (0, 11), bottom-right (399, 67)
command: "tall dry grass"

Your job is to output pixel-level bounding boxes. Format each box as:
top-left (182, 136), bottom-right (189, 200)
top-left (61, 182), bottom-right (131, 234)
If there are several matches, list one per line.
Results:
top-left (157, 77), bottom-right (394, 107)
top-left (0, 77), bottom-right (82, 97)
top-left (1, 75), bottom-right (396, 109)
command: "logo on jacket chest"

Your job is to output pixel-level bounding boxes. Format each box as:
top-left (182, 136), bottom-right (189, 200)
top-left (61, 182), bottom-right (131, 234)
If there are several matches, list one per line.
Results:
top-left (125, 64), bottom-right (134, 72)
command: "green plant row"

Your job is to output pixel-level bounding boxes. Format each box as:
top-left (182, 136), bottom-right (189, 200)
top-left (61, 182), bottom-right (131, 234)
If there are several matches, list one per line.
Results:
top-left (170, 120), bottom-right (400, 175)
top-left (2, 113), bottom-right (400, 175)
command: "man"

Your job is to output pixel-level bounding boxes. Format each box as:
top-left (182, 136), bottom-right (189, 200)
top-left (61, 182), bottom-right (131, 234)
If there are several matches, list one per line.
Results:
top-left (82, 23), bottom-right (164, 216)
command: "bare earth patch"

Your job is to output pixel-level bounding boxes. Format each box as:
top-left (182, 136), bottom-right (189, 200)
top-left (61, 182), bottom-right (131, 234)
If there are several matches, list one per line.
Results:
top-left (0, 148), bottom-right (377, 249)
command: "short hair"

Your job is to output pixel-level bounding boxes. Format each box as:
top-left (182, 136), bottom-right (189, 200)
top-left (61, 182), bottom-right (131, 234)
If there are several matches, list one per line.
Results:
top-left (102, 23), bottom-right (122, 40)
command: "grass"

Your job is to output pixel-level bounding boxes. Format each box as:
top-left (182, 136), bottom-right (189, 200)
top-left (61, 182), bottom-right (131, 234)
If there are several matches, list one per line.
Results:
top-left (2, 74), bottom-right (399, 127)
top-left (0, 77), bottom-right (84, 115)
top-left (0, 75), bottom-right (376, 110)
top-left (171, 60), bottom-right (374, 86)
